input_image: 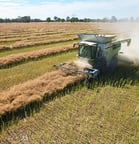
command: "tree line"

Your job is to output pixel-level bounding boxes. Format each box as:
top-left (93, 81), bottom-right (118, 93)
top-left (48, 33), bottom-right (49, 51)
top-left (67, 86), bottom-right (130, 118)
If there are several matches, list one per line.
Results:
top-left (0, 16), bottom-right (139, 23)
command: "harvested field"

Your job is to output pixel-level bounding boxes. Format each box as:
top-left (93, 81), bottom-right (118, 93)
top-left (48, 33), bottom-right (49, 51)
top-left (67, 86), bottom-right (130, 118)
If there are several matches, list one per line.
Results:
top-left (0, 51), bottom-right (77, 91)
top-left (0, 22), bottom-right (139, 143)
top-left (0, 44), bottom-right (77, 68)
top-left (1, 22), bottom-right (125, 50)
top-left (0, 69), bottom-right (85, 116)
top-left (0, 40), bottom-right (78, 57)
top-left (0, 37), bottom-right (77, 52)
top-left (0, 23), bottom-right (92, 48)
top-left (0, 85), bottom-right (138, 143)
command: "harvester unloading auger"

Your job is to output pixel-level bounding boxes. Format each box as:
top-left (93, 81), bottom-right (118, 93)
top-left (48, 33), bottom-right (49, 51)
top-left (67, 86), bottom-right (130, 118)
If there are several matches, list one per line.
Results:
top-left (54, 33), bottom-right (131, 84)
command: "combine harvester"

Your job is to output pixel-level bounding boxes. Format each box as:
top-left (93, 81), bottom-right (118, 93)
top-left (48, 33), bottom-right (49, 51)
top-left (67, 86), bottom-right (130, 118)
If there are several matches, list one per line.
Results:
top-left (55, 33), bottom-right (131, 83)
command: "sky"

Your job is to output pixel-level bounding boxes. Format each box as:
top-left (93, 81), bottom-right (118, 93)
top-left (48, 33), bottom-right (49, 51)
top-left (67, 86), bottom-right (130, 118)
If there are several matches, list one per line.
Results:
top-left (0, 0), bottom-right (139, 20)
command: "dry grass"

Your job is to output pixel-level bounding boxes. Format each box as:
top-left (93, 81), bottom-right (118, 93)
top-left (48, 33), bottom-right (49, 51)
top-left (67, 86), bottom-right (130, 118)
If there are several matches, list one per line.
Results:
top-left (0, 70), bottom-right (85, 116)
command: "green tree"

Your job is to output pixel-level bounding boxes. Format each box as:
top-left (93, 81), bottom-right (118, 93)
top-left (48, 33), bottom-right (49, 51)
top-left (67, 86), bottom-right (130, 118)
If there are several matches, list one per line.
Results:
top-left (46, 17), bottom-right (51, 22)
top-left (66, 16), bottom-right (70, 22)
top-left (70, 17), bottom-right (79, 22)
top-left (84, 18), bottom-right (90, 22)
top-left (0, 18), bottom-right (4, 22)
top-left (20, 16), bottom-right (31, 22)
top-left (61, 18), bottom-right (65, 22)
top-left (54, 16), bottom-right (58, 22)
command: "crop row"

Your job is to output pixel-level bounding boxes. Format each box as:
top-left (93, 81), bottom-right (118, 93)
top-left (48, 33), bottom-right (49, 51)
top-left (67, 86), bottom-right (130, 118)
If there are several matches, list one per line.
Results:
top-left (0, 65), bottom-right (138, 131)
top-left (0, 84), bottom-right (138, 143)
top-left (0, 32), bottom-right (72, 42)
top-left (0, 37), bottom-right (77, 52)
top-left (0, 51), bottom-right (77, 92)
top-left (0, 22), bottom-right (94, 35)
top-left (0, 70), bottom-right (84, 115)
top-left (0, 40), bottom-right (78, 58)
top-left (0, 70), bottom-right (86, 131)
top-left (0, 22), bottom-right (95, 45)
top-left (0, 45), bottom-right (78, 69)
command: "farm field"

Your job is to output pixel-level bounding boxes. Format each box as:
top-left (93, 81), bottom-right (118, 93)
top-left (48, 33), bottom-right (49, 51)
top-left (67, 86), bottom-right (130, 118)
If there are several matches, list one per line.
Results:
top-left (0, 86), bottom-right (139, 143)
top-left (0, 50), bottom-right (77, 91)
top-left (0, 22), bottom-right (139, 143)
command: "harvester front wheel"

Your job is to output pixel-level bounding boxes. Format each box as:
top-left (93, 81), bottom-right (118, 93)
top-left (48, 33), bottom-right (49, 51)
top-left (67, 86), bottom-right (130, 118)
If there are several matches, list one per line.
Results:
top-left (94, 57), bottom-right (107, 73)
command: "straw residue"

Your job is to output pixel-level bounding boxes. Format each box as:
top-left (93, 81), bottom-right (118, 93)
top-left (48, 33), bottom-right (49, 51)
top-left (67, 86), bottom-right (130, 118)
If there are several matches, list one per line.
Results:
top-left (0, 37), bottom-right (77, 51)
top-left (0, 45), bottom-right (76, 67)
top-left (0, 70), bottom-right (84, 115)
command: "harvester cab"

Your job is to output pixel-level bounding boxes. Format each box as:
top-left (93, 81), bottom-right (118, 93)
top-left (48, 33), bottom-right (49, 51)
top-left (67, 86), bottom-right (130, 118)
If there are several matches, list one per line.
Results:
top-left (54, 33), bottom-right (131, 80)
top-left (76, 33), bottom-right (131, 74)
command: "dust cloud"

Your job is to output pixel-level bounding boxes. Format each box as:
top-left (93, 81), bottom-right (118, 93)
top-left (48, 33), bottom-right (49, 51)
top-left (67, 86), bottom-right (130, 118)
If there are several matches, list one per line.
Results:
top-left (103, 22), bottom-right (139, 67)
top-left (119, 23), bottom-right (139, 67)
top-left (73, 58), bottom-right (92, 70)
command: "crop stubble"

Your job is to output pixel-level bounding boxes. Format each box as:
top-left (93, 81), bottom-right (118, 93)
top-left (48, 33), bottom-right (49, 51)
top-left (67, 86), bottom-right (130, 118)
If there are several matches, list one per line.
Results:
top-left (0, 69), bottom-right (85, 116)
top-left (0, 22), bottom-right (139, 135)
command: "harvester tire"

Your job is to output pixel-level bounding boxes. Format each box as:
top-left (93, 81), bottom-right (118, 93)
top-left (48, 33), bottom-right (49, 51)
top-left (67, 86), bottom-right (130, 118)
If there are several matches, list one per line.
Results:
top-left (94, 57), bottom-right (107, 73)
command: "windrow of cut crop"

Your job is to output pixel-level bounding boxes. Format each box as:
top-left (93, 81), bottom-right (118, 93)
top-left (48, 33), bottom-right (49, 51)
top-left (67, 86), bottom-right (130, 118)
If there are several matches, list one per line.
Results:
top-left (0, 37), bottom-right (77, 52)
top-left (0, 32), bottom-right (76, 46)
top-left (0, 65), bottom-right (138, 131)
top-left (0, 66), bottom-right (137, 113)
top-left (0, 45), bottom-right (78, 69)
top-left (0, 70), bottom-right (86, 115)
top-left (0, 70), bottom-right (86, 131)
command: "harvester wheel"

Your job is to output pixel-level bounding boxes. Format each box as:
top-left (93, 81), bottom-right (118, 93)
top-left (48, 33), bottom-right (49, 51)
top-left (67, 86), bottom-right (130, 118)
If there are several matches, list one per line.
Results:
top-left (109, 56), bottom-right (118, 70)
top-left (94, 57), bottom-right (107, 73)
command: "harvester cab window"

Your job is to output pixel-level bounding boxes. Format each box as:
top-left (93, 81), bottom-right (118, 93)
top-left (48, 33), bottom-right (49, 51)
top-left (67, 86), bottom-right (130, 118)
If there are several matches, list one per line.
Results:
top-left (79, 44), bottom-right (97, 59)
